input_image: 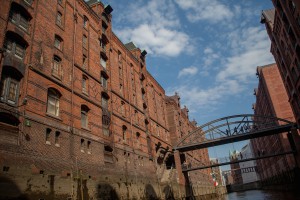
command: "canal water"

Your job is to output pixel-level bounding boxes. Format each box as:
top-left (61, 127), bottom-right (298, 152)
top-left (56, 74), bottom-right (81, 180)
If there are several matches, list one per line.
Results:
top-left (218, 190), bottom-right (300, 200)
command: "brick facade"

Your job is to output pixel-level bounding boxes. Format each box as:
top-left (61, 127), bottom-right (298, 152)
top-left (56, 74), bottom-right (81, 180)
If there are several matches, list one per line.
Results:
top-left (0, 0), bottom-right (215, 199)
top-left (250, 63), bottom-right (296, 181)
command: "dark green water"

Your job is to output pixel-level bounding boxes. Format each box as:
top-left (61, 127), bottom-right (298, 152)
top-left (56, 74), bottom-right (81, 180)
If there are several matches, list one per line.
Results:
top-left (219, 190), bottom-right (300, 200)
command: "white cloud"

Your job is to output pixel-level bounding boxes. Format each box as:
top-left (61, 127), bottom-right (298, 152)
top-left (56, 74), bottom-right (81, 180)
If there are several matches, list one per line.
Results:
top-left (216, 27), bottom-right (274, 82)
top-left (117, 24), bottom-right (189, 57)
top-left (178, 66), bottom-right (198, 78)
top-left (169, 26), bottom-right (274, 113)
top-left (169, 80), bottom-right (243, 112)
top-left (114, 0), bottom-right (192, 57)
top-left (175, 0), bottom-right (234, 23)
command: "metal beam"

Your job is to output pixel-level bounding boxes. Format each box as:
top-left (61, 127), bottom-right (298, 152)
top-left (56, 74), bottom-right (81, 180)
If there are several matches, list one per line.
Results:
top-left (175, 123), bottom-right (295, 152)
top-left (182, 150), bottom-right (295, 172)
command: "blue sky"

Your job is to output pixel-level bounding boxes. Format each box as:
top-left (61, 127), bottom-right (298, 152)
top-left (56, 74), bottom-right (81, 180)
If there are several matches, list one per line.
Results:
top-left (101, 0), bottom-right (275, 168)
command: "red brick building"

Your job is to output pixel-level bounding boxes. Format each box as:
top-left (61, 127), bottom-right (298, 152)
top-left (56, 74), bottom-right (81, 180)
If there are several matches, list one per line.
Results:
top-left (0, 0), bottom-right (213, 199)
top-left (251, 63), bottom-right (296, 182)
top-left (165, 93), bottom-right (214, 196)
top-left (261, 1), bottom-right (300, 125)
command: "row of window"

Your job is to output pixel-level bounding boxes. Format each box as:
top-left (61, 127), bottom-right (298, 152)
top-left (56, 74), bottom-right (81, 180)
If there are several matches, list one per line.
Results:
top-left (43, 127), bottom-right (145, 164)
top-left (45, 128), bottom-right (60, 146)
top-left (47, 88), bottom-right (109, 129)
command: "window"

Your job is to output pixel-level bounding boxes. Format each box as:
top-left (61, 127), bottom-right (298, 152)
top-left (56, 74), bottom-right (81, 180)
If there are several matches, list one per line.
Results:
top-left (55, 131), bottom-right (60, 146)
top-left (119, 84), bottom-right (123, 95)
top-left (46, 128), bottom-right (51, 144)
top-left (136, 132), bottom-right (141, 149)
top-left (52, 56), bottom-right (62, 78)
top-left (54, 35), bottom-right (63, 50)
top-left (134, 110), bottom-right (138, 124)
top-left (58, 0), bottom-right (62, 4)
top-left (47, 88), bottom-right (60, 116)
top-left (83, 16), bottom-right (88, 28)
top-left (9, 3), bottom-right (31, 31)
top-left (82, 54), bottom-right (87, 69)
top-left (80, 138), bottom-right (85, 152)
top-left (104, 145), bottom-right (113, 163)
top-left (100, 56), bottom-right (106, 69)
top-left (121, 101), bottom-right (125, 116)
top-left (103, 128), bottom-right (109, 136)
top-left (118, 51), bottom-right (122, 62)
top-left (102, 96), bottom-right (108, 109)
top-left (0, 74), bottom-right (20, 105)
top-left (82, 76), bottom-right (88, 94)
top-left (81, 105), bottom-right (89, 128)
top-left (101, 75), bottom-right (107, 89)
top-left (56, 12), bottom-right (62, 26)
top-left (83, 35), bottom-right (87, 49)
top-left (4, 38), bottom-right (26, 60)
top-left (119, 66), bottom-right (122, 77)
top-left (102, 22), bottom-right (107, 34)
top-left (100, 39), bottom-right (106, 52)
top-left (122, 126), bottom-right (127, 141)
top-left (87, 141), bottom-right (91, 153)
top-left (142, 88), bottom-right (146, 100)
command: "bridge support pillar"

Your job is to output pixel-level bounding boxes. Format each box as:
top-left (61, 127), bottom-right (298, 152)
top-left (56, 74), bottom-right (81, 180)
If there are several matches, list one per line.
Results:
top-left (174, 150), bottom-right (185, 185)
top-left (183, 171), bottom-right (195, 200)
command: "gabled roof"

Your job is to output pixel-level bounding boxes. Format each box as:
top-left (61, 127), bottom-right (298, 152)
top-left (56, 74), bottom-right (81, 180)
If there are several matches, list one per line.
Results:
top-left (125, 42), bottom-right (137, 51)
top-left (261, 9), bottom-right (275, 29)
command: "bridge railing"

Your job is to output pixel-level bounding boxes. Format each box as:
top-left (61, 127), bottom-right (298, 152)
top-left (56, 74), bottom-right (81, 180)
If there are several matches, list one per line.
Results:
top-left (176, 114), bottom-right (296, 148)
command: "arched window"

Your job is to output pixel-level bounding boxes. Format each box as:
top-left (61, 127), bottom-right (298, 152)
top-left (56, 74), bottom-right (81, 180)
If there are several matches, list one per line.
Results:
top-left (4, 32), bottom-right (28, 61)
top-left (52, 55), bottom-right (62, 78)
top-left (83, 15), bottom-right (88, 28)
top-left (56, 11), bottom-right (62, 26)
top-left (54, 35), bottom-right (63, 50)
top-left (47, 88), bottom-right (61, 116)
top-left (122, 125), bottom-right (127, 141)
top-left (9, 3), bottom-right (32, 31)
top-left (82, 75), bottom-right (88, 94)
top-left (82, 34), bottom-right (87, 49)
top-left (81, 105), bottom-right (89, 128)
top-left (0, 66), bottom-right (22, 105)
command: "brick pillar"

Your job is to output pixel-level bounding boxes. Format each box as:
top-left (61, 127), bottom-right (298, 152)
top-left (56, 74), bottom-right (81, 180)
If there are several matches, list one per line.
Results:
top-left (174, 150), bottom-right (185, 185)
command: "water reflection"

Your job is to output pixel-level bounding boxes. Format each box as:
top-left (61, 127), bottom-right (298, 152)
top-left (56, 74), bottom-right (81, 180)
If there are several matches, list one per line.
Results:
top-left (217, 190), bottom-right (300, 200)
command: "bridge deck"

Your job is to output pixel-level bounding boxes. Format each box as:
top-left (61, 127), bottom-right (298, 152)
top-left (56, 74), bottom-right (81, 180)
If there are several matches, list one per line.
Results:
top-left (182, 150), bottom-right (295, 172)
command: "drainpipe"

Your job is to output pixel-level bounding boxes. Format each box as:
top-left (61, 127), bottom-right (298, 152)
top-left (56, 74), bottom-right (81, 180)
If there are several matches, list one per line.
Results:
top-left (71, 0), bottom-right (77, 199)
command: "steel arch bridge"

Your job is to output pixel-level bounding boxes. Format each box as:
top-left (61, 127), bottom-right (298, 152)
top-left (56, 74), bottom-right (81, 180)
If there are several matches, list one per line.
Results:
top-left (174, 114), bottom-right (297, 153)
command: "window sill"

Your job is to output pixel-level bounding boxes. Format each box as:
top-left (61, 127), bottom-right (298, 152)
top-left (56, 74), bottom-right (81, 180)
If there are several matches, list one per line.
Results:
top-left (82, 91), bottom-right (89, 96)
top-left (46, 141), bottom-right (51, 145)
top-left (52, 73), bottom-right (62, 80)
top-left (55, 143), bottom-right (60, 147)
top-left (54, 46), bottom-right (63, 53)
top-left (46, 113), bottom-right (62, 121)
top-left (56, 23), bottom-right (64, 31)
top-left (81, 127), bottom-right (91, 132)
